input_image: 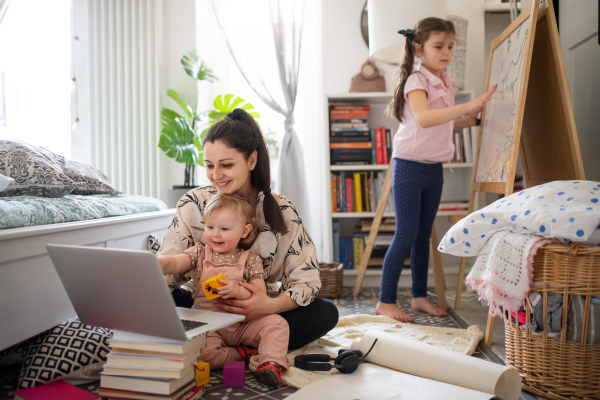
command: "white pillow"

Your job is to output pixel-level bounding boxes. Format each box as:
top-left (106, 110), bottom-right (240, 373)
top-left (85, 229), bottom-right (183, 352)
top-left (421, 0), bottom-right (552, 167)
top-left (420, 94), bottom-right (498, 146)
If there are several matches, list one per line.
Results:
top-left (439, 180), bottom-right (600, 257)
top-left (0, 174), bottom-right (15, 192)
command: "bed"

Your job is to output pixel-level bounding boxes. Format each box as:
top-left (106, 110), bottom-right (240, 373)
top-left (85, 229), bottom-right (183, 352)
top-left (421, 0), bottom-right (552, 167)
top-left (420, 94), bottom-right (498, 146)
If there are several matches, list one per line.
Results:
top-left (0, 194), bottom-right (175, 351)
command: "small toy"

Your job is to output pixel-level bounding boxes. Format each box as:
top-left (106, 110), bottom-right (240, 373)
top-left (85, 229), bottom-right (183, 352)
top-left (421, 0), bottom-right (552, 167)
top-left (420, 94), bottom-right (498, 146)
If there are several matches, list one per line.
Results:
top-left (201, 273), bottom-right (227, 300)
top-left (223, 361), bottom-right (245, 387)
top-left (194, 358), bottom-right (210, 386)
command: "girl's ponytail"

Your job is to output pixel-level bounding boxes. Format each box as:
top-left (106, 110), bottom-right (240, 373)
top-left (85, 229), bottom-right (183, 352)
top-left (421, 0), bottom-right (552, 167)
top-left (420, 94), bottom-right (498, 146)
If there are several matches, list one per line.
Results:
top-left (203, 108), bottom-right (288, 235)
top-left (387, 18), bottom-right (456, 123)
top-left (390, 31), bottom-right (417, 123)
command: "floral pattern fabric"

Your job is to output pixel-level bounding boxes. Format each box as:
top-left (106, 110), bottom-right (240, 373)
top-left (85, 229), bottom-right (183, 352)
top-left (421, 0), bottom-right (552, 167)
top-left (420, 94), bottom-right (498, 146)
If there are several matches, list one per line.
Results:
top-left (158, 186), bottom-right (321, 306)
top-left (0, 194), bottom-right (167, 230)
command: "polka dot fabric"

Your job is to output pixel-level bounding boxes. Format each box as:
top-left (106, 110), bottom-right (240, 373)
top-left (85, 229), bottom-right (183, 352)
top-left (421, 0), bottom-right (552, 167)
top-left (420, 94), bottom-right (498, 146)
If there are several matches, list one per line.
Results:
top-left (439, 180), bottom-right (600, 257)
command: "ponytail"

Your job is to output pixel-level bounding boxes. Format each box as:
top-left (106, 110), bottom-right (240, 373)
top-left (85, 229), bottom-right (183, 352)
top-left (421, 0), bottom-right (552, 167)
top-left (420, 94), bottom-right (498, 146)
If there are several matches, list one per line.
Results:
top-left (387, 18), bottom-right (456, 123)
top-left (203, 108), bottom-right (288, 235)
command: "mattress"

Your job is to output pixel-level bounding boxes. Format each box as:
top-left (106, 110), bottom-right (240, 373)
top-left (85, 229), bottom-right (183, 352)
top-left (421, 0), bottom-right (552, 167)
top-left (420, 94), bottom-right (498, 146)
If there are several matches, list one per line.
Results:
top-left (0, 194), bottom-right (168, 229)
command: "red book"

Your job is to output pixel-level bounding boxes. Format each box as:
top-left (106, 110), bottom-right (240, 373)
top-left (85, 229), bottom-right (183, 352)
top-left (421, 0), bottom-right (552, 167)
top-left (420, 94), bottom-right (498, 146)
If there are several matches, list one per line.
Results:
top-left (330, 142), bottom-right (372, 149)
top-left (331, 105), bottom-right (371, 110)
top-left (14, 381), bottom-right (99, 400)
top-left (330, 110), bottom-right (369, 118)
top-left (332, 174), bottom-right (337, 212)
top-left (375, 128), bottom-right (384, 164)
top-left (346, 177), bottom-right (353, 212)
top-left (381, 126), bottom-right (388, 164)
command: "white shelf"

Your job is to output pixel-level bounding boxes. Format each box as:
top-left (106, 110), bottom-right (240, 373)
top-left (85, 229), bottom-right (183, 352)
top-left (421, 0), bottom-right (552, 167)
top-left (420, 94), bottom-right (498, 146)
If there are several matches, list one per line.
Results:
top-left (332, 209), bottom-right (467, 218)
top-left (330, 163), bottom-right (473, 171)
top-left (327, 90), bottom-right (473, 104)
top-left (484, 2), bottom-right (521, 12)
top-left (343, 265), bottom-right (461, 276)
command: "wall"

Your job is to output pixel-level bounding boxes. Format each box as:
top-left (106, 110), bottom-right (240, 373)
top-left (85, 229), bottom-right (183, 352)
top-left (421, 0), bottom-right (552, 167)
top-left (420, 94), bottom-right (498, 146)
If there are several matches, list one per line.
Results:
top-left (322, 0), bottom-right (485, 97)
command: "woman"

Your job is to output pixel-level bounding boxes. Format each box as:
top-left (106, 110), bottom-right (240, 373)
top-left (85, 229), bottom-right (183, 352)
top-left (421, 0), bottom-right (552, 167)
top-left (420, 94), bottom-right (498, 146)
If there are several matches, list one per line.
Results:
top-left (158, 108), bottom-right (339, 350)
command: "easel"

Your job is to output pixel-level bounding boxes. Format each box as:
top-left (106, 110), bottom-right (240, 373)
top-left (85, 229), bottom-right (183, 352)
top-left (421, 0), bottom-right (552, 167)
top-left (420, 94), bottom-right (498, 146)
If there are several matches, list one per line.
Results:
top-left (452, 0), bottom-right (585, 347)
top-left (351, 159), bottom-right (448, 311)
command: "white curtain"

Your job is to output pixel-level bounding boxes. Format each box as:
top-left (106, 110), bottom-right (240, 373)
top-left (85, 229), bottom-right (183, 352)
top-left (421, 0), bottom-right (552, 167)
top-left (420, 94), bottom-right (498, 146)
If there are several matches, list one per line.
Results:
top-left (211, 0), bottom-right (308, 217)
top-left (0, 0), bottom-right (11, 25)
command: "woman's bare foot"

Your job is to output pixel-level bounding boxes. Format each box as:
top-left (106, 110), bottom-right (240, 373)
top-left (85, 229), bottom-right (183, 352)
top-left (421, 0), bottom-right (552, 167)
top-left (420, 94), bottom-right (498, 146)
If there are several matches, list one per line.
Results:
top-left (375, 302), bottom-right (414, 322)
top-left (411, 297), bottom-right (447, 317)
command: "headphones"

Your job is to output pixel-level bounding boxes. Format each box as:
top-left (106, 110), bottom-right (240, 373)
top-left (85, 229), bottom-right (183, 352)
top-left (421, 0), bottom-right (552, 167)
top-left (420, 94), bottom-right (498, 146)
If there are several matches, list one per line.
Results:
top-left (294, 338), bottom-right (378, 374)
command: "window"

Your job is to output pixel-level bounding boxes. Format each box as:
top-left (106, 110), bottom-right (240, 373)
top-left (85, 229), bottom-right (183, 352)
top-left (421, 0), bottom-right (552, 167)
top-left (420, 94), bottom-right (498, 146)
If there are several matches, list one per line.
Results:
top-left (0, 0), bottom-right (72, 157)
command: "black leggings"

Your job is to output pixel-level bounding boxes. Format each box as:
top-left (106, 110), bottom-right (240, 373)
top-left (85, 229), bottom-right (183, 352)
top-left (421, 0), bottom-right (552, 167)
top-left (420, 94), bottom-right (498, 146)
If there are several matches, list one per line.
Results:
top-left (171, 288), bottom-right (339, 350)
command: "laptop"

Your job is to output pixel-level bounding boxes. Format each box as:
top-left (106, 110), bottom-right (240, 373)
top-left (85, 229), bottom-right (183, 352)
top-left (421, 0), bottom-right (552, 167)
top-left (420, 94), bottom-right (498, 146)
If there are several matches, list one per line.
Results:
top-left (46, 244), bottom-right (244, 343)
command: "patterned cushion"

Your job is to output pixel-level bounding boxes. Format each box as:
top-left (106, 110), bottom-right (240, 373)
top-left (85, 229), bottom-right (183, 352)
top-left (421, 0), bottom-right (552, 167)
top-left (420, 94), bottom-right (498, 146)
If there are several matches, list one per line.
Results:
top-left (147, 234), bottom-right (162, 254)
top-left (63, 158), bottom-right (121, 195)
top-left (17, 319), bottom-right (112, 390)
top-left (0, 140), bottom-right (77, 198)
top-left (0, 174), bottom-right (15, 192)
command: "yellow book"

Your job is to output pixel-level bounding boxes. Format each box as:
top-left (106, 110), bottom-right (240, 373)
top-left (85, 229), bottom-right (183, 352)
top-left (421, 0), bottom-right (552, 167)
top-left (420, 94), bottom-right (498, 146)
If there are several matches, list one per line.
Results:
top-left (353, 237), bottom-right (364, 269)
top-left (353, 172), bottom-right (362, 212)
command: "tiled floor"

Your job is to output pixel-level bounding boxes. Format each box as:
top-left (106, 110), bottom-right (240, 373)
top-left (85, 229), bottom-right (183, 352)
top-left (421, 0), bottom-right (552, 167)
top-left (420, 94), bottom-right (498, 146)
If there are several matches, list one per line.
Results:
top-left (0, 287), bottom-right (541, 400)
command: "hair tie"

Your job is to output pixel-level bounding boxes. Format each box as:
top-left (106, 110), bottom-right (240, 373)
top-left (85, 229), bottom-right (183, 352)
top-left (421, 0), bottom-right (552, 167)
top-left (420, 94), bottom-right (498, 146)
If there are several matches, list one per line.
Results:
top-left (263, 188), bottom-right (271, 196)
top-left (226, 111), bottom-right (240, 121)
top-left (398, 29), bottom-right (414, 40)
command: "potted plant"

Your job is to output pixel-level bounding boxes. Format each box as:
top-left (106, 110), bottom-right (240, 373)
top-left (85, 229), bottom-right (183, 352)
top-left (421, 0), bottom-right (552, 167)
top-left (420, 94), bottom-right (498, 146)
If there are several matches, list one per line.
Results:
top-left (158, 53), bottom-right (260, 206)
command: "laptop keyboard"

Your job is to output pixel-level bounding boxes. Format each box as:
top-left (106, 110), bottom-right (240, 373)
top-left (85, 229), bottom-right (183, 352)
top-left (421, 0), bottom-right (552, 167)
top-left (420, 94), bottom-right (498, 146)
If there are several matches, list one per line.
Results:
top-left (181, 319), bottom-right (208, 332)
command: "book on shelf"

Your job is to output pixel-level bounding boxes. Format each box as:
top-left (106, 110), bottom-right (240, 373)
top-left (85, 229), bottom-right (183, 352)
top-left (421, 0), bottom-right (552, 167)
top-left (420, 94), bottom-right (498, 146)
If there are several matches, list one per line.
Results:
top-left (332, 160), bottom-right (372, 165)
top-left (381, 126), bottom-right (388, 165)
top-left (360, 220), bottom-right (395, 232)
top-left (345, 176), bottom-right (353, 212)
top-left (386, 128), bottom-right (393, 163)
top-left (98, 379), bottom-right (197, 400)
top-left (330, 105), bottom-right (371, 110)
top-left (331, 126), bottom-right (370, 132)
top-left (100, 368), bottom-right (196, 396)
top-left (462, 128), bottom-right (473, 163)
top-left (331, 148), bottom-right (372, 155)
top-left (332, 221), bottom-right (341, 262)
top-left (369, 129), bottom-right (377, 164)
top-left (331, 153), bottom-right (372, 162)
top-left (453, 131), bottom-right (463, 163)
top-left (340, 238), bottom-right (354, 269)
top-left (330, 142), bottom-right (372, 149)
top-left (331, 118), bottom-right (368, 124)
top-left (330, 130), bottom-right (371, 138)
top-left (438, 201), bottom-right (469, 211)
top-left (330, 109), bottom-right (369, 118)
top-left (330, 135), bottom-right (372, 143)
top-left (353, 237), bottom-right (364, 270)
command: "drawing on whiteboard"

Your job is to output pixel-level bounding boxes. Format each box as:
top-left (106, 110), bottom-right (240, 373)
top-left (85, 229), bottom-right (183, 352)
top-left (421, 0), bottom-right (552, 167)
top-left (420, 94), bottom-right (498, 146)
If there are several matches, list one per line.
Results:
top-left (476, 17), bottom-right (529, 183)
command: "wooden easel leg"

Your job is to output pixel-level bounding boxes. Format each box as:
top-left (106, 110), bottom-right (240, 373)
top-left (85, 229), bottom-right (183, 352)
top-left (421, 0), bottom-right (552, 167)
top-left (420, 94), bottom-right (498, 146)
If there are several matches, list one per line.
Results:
top-left (484, 314), bottom-right (495, 347)
top-left (352, 160), bottom-right (394, 297)
top-left (454, 257), bottom-right (468, 310)
top-left (430, 221), bottom-right (447, 310)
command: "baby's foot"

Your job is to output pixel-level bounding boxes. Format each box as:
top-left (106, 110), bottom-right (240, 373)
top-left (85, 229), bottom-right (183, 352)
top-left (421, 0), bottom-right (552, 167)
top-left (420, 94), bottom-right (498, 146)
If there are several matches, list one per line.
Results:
top-left (375, 302), bottom-right (414, 322)
top-left (235, 344), bottom-right (258, 363)
top-left (411, 297), bottom-right (447, 317)
top-left (254, 362), bottom-right (284, 389)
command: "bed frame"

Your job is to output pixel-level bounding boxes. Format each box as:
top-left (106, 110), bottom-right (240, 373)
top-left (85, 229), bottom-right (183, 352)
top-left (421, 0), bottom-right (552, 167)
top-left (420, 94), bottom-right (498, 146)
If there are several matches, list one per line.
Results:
top-left (0, 209), bottom-right (176, 351)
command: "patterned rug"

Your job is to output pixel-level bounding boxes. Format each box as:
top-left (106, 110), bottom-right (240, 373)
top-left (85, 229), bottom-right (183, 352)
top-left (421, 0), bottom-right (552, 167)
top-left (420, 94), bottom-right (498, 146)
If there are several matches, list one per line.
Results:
top-left (0, 288), bottom-right (540, 400)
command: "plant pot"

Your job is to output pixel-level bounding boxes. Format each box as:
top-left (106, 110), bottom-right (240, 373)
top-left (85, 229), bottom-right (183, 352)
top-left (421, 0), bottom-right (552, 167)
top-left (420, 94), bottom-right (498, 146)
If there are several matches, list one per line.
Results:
top-left (167, 186), bottom-right (196, 209)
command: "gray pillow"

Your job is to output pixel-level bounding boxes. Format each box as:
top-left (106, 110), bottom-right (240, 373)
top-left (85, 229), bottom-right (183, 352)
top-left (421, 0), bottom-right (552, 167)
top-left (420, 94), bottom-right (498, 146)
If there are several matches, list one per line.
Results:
top-left (0, 141), bottom-right (76, 198)
top-left (63, 159), bottom-right (120, 195)
top-left (0, 174), bottom-right (15, 192)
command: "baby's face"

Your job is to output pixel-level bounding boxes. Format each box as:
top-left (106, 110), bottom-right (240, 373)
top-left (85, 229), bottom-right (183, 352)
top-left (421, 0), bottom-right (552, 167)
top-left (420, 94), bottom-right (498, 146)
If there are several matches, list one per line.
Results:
top-left (204, 209), bottom-right (249, 256)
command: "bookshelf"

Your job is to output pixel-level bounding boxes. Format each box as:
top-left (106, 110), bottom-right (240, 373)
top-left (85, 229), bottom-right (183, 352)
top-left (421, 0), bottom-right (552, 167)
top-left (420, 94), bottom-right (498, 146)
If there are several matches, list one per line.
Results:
top-left (324, 91), bottom-right (476, 288)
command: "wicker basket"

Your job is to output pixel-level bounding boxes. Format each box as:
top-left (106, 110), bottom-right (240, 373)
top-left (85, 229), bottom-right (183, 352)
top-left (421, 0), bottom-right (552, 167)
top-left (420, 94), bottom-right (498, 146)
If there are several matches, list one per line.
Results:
top-left (316, 263), bottom-right (343, 299)
top-left (505, 242), bottom-right (600, 400)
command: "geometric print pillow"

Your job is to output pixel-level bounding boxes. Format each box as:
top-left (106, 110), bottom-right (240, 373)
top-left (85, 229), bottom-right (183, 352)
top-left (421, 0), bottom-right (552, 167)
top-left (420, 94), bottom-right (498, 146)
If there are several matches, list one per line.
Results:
top-left (147, 234), bottom-right (163, 254)
top-left (17, 318), bottom-right (112, 390)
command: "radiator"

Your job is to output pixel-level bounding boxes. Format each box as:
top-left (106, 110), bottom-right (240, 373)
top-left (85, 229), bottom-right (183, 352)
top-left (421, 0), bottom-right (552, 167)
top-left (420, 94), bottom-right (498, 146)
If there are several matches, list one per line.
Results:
top-left (86, 0), bottom-right (162, 197)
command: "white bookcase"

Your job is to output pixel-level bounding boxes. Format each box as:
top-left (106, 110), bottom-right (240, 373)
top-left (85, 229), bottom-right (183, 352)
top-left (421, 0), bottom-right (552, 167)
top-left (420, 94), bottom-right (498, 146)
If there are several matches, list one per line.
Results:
top-left (323, 91), bottom-right (476, 288)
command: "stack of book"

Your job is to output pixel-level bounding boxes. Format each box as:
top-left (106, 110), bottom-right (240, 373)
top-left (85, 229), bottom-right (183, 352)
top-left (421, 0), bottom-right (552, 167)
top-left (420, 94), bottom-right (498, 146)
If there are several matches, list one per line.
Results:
top-left (452, 127), bottom-right (476, 163)
top-left (98, 332), bottom-right (207, 400)
top-left (331, 170), bottom-right (393, 214)
top-left (330, 105), bottom-right (372, 165)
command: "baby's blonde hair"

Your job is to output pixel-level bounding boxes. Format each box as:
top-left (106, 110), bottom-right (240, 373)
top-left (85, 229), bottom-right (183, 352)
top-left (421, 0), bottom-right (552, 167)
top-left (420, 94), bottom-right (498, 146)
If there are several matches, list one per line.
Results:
top-left (203, 194), bottom-right (258, 250)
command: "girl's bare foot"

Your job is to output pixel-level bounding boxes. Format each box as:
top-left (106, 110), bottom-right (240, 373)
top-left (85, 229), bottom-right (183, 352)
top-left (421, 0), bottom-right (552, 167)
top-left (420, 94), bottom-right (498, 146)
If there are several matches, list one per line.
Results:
top-left (375, 302), bottom-right (414, 322)
top-left (411, 297), bottom-right (447, 317)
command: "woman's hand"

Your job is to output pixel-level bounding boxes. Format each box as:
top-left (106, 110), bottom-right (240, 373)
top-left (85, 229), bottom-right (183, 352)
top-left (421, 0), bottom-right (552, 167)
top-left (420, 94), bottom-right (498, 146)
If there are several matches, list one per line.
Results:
top-left (156, 255), bottom-right (171, 273)
top-left (465, 84), bottom-right (497, 115)
top-left (215, 282), bottom-right (274, 321)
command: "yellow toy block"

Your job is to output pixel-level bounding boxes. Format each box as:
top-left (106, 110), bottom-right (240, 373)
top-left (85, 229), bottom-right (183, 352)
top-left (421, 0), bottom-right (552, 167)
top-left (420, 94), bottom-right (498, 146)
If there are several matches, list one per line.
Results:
top-left (194, 360), bottom-right (210, 386)
top-left (201, 273), bottom-right (227, 300)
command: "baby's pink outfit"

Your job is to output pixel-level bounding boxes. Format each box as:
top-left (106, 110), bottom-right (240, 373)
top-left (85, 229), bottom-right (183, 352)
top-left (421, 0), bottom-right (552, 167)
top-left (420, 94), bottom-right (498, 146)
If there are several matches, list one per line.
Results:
top-left (188, 245), bottom-right (289, 371)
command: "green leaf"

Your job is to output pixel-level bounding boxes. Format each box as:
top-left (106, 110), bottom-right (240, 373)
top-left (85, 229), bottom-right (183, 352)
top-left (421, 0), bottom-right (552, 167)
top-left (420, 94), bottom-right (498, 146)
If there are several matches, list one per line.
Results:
top-left (157, 117), bottom-right (199, 165)
top-left (193, 136), bottom-right (205, 167)
top-left (161, 108), bottom-right (182, 124)
top-left (167, 89), bottom-right (194, 118)
top-left (181, 52), bottom-right (218, 83)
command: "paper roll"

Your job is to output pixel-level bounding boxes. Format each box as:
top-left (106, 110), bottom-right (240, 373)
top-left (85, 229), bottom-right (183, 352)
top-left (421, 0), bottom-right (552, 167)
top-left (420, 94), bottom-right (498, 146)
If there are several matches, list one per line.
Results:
top-left (351, 331), bottom-right (521, 400)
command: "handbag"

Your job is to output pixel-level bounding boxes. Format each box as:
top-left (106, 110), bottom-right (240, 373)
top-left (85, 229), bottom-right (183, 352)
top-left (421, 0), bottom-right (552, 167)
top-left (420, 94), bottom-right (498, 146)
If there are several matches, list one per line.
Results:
top-left (349, 59), bottom-right (386, 93)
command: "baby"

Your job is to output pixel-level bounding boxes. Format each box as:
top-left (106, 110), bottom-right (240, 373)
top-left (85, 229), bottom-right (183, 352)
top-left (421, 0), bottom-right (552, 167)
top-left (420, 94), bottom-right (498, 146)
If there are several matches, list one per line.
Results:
top-left (157, 194), bottom-right (288, 388)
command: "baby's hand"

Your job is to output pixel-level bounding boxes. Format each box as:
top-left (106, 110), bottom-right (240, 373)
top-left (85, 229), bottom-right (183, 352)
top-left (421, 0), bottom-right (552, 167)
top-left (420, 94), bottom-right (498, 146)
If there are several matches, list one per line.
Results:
top-left (215, 279), bottom-right (241, 299)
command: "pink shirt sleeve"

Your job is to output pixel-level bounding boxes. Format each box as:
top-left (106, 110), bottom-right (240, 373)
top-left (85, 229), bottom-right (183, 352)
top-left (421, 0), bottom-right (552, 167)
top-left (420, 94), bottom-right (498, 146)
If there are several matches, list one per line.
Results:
top-left (404, 72), bottom-right (428, 100)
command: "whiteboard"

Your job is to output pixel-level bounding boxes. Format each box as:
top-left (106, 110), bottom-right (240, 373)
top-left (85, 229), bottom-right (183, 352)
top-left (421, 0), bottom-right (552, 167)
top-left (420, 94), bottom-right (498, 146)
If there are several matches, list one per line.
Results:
top-left (476, 16), bottom-right (530, 183)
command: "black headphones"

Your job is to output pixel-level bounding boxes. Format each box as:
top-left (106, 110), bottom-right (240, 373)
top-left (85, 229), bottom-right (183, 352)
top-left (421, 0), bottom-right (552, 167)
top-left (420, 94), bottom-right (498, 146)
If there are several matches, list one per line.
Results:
top-left (294, 338), bottom-right (378, 374)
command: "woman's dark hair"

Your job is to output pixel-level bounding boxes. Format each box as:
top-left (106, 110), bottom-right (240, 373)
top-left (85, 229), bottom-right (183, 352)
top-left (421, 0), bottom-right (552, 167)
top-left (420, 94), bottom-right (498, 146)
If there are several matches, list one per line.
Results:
top-left (203, 108), bottom-right (288, 234)
top-left (388, 18), bottom-right (455, 122)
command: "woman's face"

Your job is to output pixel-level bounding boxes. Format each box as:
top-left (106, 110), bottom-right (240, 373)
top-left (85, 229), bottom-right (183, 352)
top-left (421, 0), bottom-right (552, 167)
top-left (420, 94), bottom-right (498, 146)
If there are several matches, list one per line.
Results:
top-left (204, 140), bottom-right (257, 198)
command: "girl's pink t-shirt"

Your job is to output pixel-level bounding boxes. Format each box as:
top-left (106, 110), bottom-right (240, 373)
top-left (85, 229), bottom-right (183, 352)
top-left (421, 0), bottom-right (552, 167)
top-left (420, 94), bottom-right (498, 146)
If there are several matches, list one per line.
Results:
top-left (392, 64), bottom-right (459, 163)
